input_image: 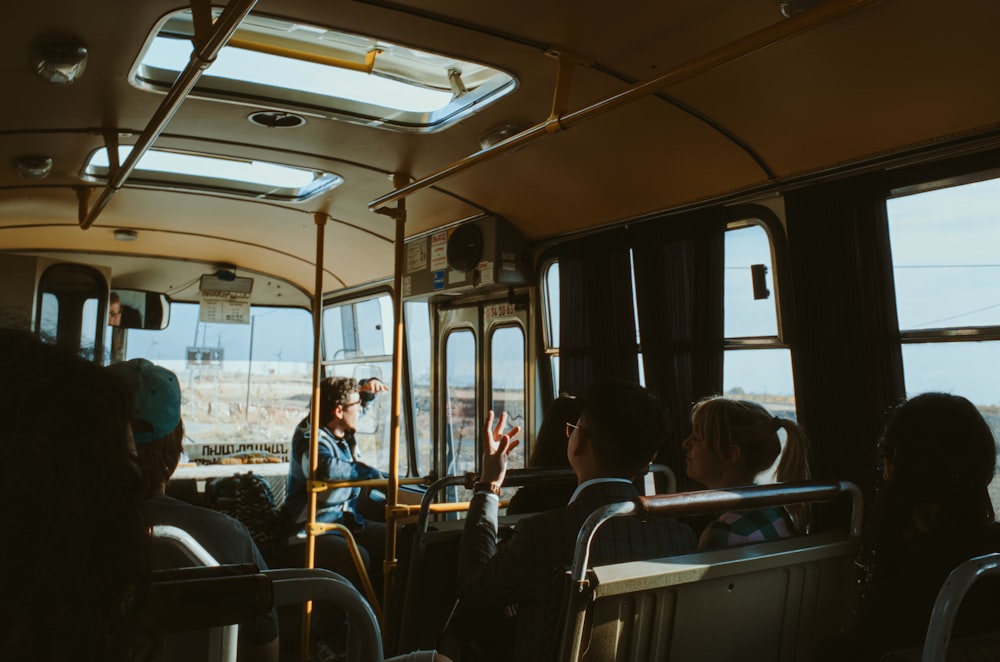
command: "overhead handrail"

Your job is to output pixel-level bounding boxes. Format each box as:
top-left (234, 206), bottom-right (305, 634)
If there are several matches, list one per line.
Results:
top-left (368, 0), bottom-right (880, 212)
top-left (570, 480), bottom-right (862, 584)
top-left (921, 553), bottom-right (1000, 662)
top-left (79, 0), bottom-right (259, 229)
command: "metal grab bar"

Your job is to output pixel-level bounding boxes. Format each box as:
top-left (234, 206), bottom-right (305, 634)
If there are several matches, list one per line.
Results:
top-left (152, 525), bottom-right (237, 662)
top-left (648, 463), bottom-right (677, 494)
top-left (921, 553), bottom-right (1000, 662)
top-left (308, 475), bottom-right (429, 492)
top-left (416, 465), bottom-right (680, 532)
top-left (267, 568), bottom-right (385, 662)
top-left (570, 480), bottom-right (863, 583)
top-left (153, 524), bottom-right (222, 567)
top-left (417, 468), bottom-right (578, 532)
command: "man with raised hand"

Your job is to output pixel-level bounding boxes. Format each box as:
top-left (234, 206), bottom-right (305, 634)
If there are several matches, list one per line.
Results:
top-left (457, 378), bottom-right (696, 661)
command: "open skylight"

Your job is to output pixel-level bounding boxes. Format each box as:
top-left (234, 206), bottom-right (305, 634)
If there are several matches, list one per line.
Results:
top-left (130, 10), bottom-right (517, 132)
top-left (81, 146), bottom-right (343, 202)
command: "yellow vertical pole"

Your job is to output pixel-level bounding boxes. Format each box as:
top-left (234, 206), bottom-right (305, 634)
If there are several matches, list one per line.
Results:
top-left (301, 211), bottom-right (327, 657)
top-left (382, 174), bottom-right (407, 620)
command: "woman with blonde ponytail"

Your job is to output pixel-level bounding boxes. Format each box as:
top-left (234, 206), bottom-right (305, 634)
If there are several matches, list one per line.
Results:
top-left (682, 396), bottom-right (812, 550)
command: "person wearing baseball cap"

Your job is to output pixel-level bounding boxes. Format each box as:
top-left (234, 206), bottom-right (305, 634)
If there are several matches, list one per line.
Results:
top-left (107, 358), bottom-right (279, 662)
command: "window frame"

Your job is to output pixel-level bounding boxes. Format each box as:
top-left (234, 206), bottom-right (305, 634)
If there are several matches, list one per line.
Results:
top-left (889, 168), bottom-right (1000, 346)
top-left (130, 8), bottom-right (519, 133)
top-left (321, 287), bottom-right (415, 475)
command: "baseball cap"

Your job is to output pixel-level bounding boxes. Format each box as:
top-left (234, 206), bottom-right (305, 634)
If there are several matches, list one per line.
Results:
top-left (106, 358), bottom-right (181, 444)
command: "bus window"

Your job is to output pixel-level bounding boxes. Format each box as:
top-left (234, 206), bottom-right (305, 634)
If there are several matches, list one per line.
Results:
top-left (81, 298), bottom-right (100, 360)
top-left (542, 260), bottom-right (560, 396)
top-left (124, 302), bottom-right (313, 465)
top-left (39, 292), bottom-right (58, 340)
top-left (723, 222), bottom-right (794, 416)
top-left (405, 300), bottom-right (433, 475)
top-left (491, 325), bottom-right (526, 470)
top-left (36, 263), bottom-right (107, 360)
top-left (888, 175), bottom-right (1000, 505)
top-left (323, 293), bottom-right (404, 476)
top-left (446, 329), bottom-right (477, 476)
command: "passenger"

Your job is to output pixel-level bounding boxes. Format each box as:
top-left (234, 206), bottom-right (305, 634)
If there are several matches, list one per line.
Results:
top-left (107, 358), bottom-right (279, 662)
top-left (506, 394), bottom-right (583, 515)
top-left (683, 396), bottom-right (811, 550)
top-left (0, 329), bottom-right (152, 662)
top-left (456, 378), bottom-right (696, 662)
top-left (841, 392), bottom-right (1000, 660)
top-left (278, 376), bottom-right (389, 589)
top-left (109, 290), bottom-right (123, 326)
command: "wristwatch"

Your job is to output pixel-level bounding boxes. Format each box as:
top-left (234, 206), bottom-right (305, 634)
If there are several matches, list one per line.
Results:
top-left (473, 480), bottom-right (502, 496)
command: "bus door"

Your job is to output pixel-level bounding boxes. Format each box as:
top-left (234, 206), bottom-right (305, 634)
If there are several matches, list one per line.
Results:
top-left (436, 294), bottom-right (532, 495)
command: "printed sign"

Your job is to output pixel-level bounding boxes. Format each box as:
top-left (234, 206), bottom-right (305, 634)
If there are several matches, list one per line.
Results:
top-left (430, 231), bottom-right (449, 271)
top-left (199, 293), bottom-right (251, 324)
top-left (484, 302), bottom-right (518, 322)
top-left (407, 239), bottom-right (428, 273)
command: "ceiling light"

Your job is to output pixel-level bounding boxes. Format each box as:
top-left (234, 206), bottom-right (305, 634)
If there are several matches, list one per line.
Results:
top-left (32, 37), bottom-right (89, 84)
top-left (15, 155), bottom-right (53, 179)
top-left (248, 111), bottom-right (307, 128)
top-left (114, 229), bottom-right (139, 241)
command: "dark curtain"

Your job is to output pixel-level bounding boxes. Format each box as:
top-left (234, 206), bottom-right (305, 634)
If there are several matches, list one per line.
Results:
top-left (631, 211), bottom-right (726, 491)
top-left (785, 177), bottom-right (905, 519)
top-left (557, 228), bottom-right (639, 396)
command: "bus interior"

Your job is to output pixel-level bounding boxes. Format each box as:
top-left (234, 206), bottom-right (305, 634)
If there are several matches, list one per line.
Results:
top-left (2, 0), bottom-right (1000, 659)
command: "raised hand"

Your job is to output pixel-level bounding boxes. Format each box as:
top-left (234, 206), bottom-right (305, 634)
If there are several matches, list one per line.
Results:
top-left (360, 377), bottom-right (390, 394)
top-left (479, 409), bottom-right (521, 487)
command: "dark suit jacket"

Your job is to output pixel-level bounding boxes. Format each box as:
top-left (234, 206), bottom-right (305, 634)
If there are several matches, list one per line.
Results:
top-left (457, 480), bottom-right (696, 660)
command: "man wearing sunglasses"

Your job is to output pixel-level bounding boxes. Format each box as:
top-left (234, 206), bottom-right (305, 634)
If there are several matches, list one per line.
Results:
top-left (279, 376), bottom-right (390, 592)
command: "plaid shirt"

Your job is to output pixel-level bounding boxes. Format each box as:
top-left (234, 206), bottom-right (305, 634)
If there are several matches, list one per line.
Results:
top-left (458, 480), bottom-right (696, 661)
top-left (698, 506), bottom-right (794, 550)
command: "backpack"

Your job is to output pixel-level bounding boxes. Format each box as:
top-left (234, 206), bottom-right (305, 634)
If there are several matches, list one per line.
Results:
top-left (206, 472), bottom-right (280, 551)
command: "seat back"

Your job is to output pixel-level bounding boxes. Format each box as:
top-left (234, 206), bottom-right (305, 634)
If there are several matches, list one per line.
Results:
top-left (915, 552), bottom-right (1000, 662)
top-left (557, 480), bottom-right (863, 662)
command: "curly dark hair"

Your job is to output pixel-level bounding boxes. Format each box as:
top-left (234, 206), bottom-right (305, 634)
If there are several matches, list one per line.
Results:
top-left (0, 330), bottom-right (153, 661)
top-left (318, 376), bottom-right (359, 420)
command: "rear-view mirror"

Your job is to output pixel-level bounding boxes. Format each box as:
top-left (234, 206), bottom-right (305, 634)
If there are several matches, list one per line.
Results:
top-left (109, 289), bottom-right (170, 330)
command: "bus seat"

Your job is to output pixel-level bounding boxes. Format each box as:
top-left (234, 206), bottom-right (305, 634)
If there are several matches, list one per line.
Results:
top-left (880, 553), bottom-right (1000, 662)
top-left (556, 481), bottom-right (863, 662)
top-left (151, 565), bottom-right (385, 661)
top-left (152, 525), bottom-right (244, 662)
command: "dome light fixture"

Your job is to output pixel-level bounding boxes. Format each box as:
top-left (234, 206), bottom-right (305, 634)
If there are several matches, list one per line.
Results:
top-left (15, 155), bottom-right (53, 179)
top-left (248, 110), bottom-right (307, 129)
top-left (32, 37), bottom-right (88, 84)
top-left (113, 229), bottom-right (138, 242)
